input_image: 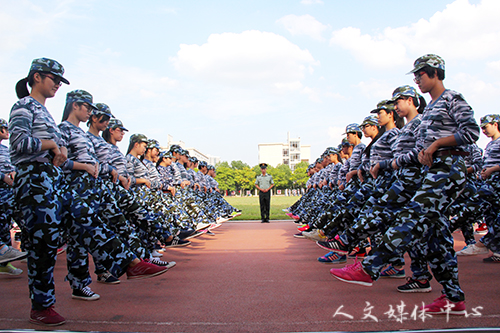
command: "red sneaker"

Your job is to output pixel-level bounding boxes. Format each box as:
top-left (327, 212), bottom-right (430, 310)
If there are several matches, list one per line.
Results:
top-left (475, 223), bottom-right (488, 235)
top-left (298, 225), bottom-right (310, 232)
top-left (30, 306), bottom-right (66, 326)
top-left (420, 294), bottom-right (466, 315)
top-left (329, 261), bottom-right (373, 286)
top-left (126, 260), bottom-right (169, 280)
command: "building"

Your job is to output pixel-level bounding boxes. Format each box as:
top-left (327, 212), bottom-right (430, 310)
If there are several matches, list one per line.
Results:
top-left (160, 134), bottom-right (219, 165)
top-left (258, 132), bottom-right (310, 171)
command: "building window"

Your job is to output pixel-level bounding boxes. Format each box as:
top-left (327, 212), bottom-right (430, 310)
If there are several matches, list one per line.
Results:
top-left (290, 141), bottom-right (299, 151)
top-left (283, 149), bottom-right (289, 157)
top-left (283, 159), bottom-right (289, 165)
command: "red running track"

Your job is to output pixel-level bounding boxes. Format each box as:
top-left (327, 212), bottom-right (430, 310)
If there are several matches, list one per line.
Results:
top-left (0, 220), bottom-right (499, 332)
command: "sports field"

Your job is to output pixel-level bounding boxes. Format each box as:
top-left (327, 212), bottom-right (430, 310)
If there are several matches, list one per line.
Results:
top-left (225, 195), bottom-right (300, 221)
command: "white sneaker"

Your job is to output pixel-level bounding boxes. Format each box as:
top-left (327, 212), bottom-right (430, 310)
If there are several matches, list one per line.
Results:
top-left (0, 246), bottom-right (28, 264)
top-left (0, 263), bottom-right (23, 275)
top-left (151, 250), bottom-right (163, 257)
top-left (195, 222), bottom-right (211, 231)
top-left (457, 244), bottom-right (489, 256)
top-left (302, 229), bottom-right (327, 242)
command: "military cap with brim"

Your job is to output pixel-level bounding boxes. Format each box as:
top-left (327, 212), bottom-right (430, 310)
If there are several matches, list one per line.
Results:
top-left (93, 103), bottom-right (113, 117)
top-left (259, 163), bottom-right (268, 169)
top-left (371, 100), bottom-right (395, 114)
top-left (147, 139), bottom-right (161, 150)
top-left (66, 90), bottom-right (98, 109)
top-left (343, 123), bottom-right (362, 134)
top-left (108, 118), bottom-right (128, 131)
top-left (0, 119), bottom-right (8, 129)
top-left (361, 115), bottom-right (379, 127)
top-left (388, 85), bottom-right (420, 102)
top-left (130, 134), bottom-right (148, 144)
top-left (480, 114), bottom-right (500, 128)
top-left (407, 54), bottom-right (445, 75)
top-left (29, 58), bottom-right (70, 85)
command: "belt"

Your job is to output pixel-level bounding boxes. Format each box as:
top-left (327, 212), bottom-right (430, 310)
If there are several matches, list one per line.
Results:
top-left (434, 150), bottom-right (469, 157)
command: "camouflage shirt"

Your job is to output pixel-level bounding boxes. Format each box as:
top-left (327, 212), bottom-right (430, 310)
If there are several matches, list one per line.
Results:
top-left (108, 144), bottom-right (129, 177)
top-left (9, 96), bottom-right (65, 165)
top-left (387, 114), bottom-right (423, 169)
top-left (58, 120), bottom-right (98, 172)
top-left (157, 165), bottom-right (174, 188)
top-left (0, 144), bottom-right (15, 181)
top-left (483, 138), bottom-right (500, 169)
top-left (370, 128), bottom-right (400, 167)
top-left (142, 159), bottom-right (163, 190)
top-left (86, 132), bottom-right (117, 178)
top-left (417, 89), bottom-right (480, 151)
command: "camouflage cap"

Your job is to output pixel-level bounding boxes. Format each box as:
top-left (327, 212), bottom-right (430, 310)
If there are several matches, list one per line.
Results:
top-left (361, 115), bottom-right (379, 127)
top-left (0, 118), bottom-right (8, 129)
top-left (93, 103), bottom-right (113, 117)
top-left (324, 146), bottom-right (338, 155)
top-left (371, 100), bottom-right (395, 114)
top-left (407, 54), bottom-right (445, 74)
top-left (130, 133), bottom-right (148, 145)
top-left (180, 149), bottom-right (190, 156)
top-left (107, 118), bottom-right (128, 131)
top-left (316, 157), bottom-right (324, 164)
top-left (66, 90), bottom-right (97, 109)
top-left (341, 138), bottom-right (353, 146)
top-left (480, 114), bottom-right (500, 128)
top-left (189, 156), bottom-right (198, 163)
top-left (147, 139), bottom-right (161, 150)
top-left (389, 85), bottom-right (420, 102)
top-left (343, 123), bottom-right (362, 134)
top-left (207, 165), bottom-right (215, 171)
top-left (199, 161), bottom-right (208, 168)
top-left (169, 144), bottom-right (182, 153)
top-left (29, 58), bottom-right (70, 85)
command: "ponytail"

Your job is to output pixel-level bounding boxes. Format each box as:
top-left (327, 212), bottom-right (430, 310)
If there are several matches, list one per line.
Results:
top-left (416, 95), bottom-right (427, 114)
top-left (15, 78), bottom-right (30, 99)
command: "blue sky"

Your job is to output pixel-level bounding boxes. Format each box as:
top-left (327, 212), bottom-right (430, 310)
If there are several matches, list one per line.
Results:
top-left (1, 0), bottom-right (498, 166)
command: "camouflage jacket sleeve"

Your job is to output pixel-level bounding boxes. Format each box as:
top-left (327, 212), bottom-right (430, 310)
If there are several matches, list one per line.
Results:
top-left (391, 114), bottom-right (422, 168)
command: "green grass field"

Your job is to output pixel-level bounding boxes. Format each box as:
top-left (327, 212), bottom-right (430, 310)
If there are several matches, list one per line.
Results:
top-left (225, 195), bottom-right (300, 221)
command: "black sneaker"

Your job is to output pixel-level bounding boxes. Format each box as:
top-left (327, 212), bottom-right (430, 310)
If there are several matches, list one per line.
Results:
top-left (97, 271), bottom-right (120, 284)
top-left (72, 286), bottom-right (100, 301)
top-left (397, 277), bottom-right (432, 293)
top-left (316, 238), bottom-right (349, 254)
top-left (145, 258), bottom-right (176, 269)
top-left (483, 253), bottom-right (500, 263)
top-left (178, 228), bottom-right (196, 240)
top-left (164, 236), bottom-right (191, 248)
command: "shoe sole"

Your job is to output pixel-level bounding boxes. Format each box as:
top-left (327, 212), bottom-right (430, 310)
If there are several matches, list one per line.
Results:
top-left (330, 272), bottom-right (373, 286)
top-left (29, 318), bottom-right (66, 326)
top-left (318, 260), bottom-right (347, 264)
top-left (71, 295), bottom-right (101, 301)
top-left (128, 267), bottom-right (169, 280)
top-left (0, 252), bottom-right (28, 264)
top-left (97, 279), bottom-right (120, 285)
top-left (293, 235), bottom-right (305, 238)
top-left (397, 287), bottom-right (432, 293)
top-left (380, 274), bottom-right (406, 279)
top-left (164, 242), bottom-right (191, 248)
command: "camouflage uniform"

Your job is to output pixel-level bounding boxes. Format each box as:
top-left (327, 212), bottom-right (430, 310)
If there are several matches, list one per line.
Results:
top-left (362, 85), bottom-right (480, 302)
top-left (9, 91), bottom-right (136, 310)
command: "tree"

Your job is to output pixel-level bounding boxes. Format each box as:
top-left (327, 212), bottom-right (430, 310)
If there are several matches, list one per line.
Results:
top-left (291, 161), bottom-right (308, 188)
top-left (215, 166), bottom-right (236, 192)
top-left (269, 164), bottom-right (292, 189)
top-left (231, 160), bottom-right (250, 170)
top-left (234, 167), bottom-right (256, 193)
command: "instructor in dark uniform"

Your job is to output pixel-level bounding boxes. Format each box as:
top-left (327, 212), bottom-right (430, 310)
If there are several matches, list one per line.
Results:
top-left (255, 163), bottom-right (274, 223)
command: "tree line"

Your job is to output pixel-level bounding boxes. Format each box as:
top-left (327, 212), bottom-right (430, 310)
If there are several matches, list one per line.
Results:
top-left (214, 161), bottom-right (309, 194)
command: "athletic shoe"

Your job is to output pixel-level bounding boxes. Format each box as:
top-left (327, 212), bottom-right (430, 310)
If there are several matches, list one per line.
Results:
top-left (209, 223), bottom-right (222, 230)
top-left (286, 212), bottom-right (293, 217)
top-left (145, 258), bottom-right (176, 269)
top-left (302, 229), bottom-right (327, 242)
top-left (97, 271), bottom-right (120, 284)
top-left (57, 244), bottom-right (67, 255)
top-left (329, 261), bottom-right (373, 286)
top-left (291, 215), bottom-right (300, 220)
top-left (151, 250), bottom-right (163, 257)
top-left (205, 230), bottom-right (216, 236)
top-left (0, 245), bottom-right (28, 264)
top-left (397, 277), bottom-right (432, 293)
top-left (348, 247), bottom-right (366, 259)
top-left (126, 260), bottom-right (169, 280)
top-left (0, 262), bottom-right (23, 275)
top-left (178, 228), bottom-right (196, 240)
top-left (282, 208), bottom-right (290, 213)
top-left (195, 222), bottom-right (211, 231)
top-left (293, 232), bottom-right (305, 238)
top-left (163, 236), bottom-right (191, 248)
top-left (297, 224), bottom-right (310, 232)
top-left (483, 253), bottom-right (500, 263)
top-left (456, 244), bottom-right (489, 256)
top-left (216, 217), bottom-right (228, 223)
top-left (420, 294), bottom-right (466, 315)
top-left (380, 265), bottom-right (405, 279)
top-left (72, 286), bottom-right (100, 301)
top-left (231, 212), bottom-right (242, 218)
top-left (184, 230), bottom-right (205, 239)
top-left (30, 306), bottom-right (66, 326)
top-left (318, 252), bottom-right (347, 264)
top-left (316, 237), bottom-right (349, 254)
top-left (474, 223), bottom-right (488, 235)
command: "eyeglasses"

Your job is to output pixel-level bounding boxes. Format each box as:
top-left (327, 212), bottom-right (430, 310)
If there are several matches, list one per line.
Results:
top-left (40, 74), bottom-right (63, 86)
top-left (83, 103), bottom-right (93, 113)
top-left (413, 72), bottom-right (425, 83)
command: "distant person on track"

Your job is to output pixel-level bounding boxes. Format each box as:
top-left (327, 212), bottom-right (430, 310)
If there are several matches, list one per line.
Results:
top-left (255, 163), bottom-right (274, 223)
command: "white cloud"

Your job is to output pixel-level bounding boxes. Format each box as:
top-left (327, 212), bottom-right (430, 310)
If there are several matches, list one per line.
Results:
top-left (301, 0), bottom-right (323, 4)
top-left (276, 14), bottom-right (328, 41)
top-left (328, 126), bottom-right (345, 144)
top-left (452, 72), bottom-right (500, 100)
top-left (487, 60), bottom-right (500, 72)
top-left (170, 30), bottom-right (319, 91)
top-left (356, 79), bottom-right (395, 99)
top-left (330, 0), bottom-right (500, 68)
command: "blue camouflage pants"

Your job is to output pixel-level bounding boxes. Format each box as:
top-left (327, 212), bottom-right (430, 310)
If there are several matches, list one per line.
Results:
top-left (14, 163), bottom-right (136, 310)
top-left (362, 155), bottom-right (467, 302)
